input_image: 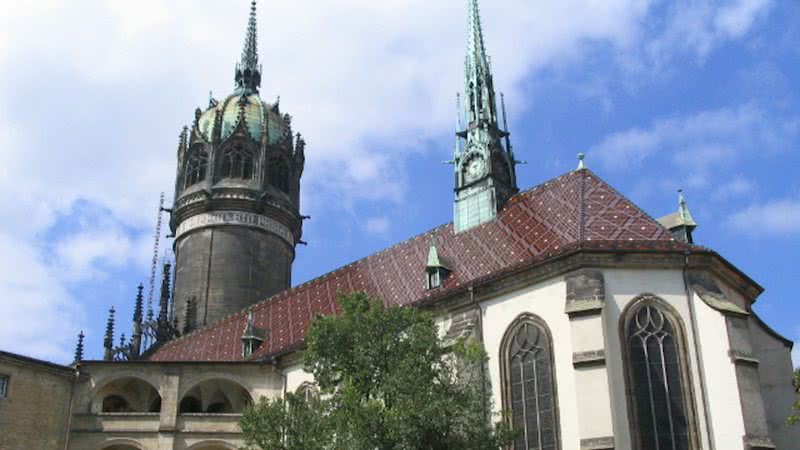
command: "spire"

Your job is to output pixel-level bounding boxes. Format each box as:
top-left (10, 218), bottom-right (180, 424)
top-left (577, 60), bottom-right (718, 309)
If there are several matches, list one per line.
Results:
top-left (235, 0), bottom-right (262, 94)
top-left (464, 0), bottom-right (498, 126)
top-left (73, 331), bottom-right (84, 365)
top-left (133, 284), bottom-right (144, 325)
top-left (158, 263), bottom-right (171, 324)
top-left (131, 284), bottom-right (144, 358)
top-left (103, 307), bottom-right (115, 361)
top-left (678, 190), bottom-right (696, 227)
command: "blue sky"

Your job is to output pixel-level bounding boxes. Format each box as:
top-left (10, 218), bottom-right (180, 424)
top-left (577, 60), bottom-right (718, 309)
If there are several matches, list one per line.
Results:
top-left (0, 0), bottom-right (797, 365)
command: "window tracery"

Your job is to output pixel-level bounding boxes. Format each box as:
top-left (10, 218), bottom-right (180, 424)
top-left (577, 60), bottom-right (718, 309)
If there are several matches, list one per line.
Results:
top-left (184, 146), bottom-right (209, 188)
top-left (501, 316), bottom-right (559, 450)
top-left (221, 145), bottom-right (254, 180)
top-left (622, 297), bottom-right (695, 450)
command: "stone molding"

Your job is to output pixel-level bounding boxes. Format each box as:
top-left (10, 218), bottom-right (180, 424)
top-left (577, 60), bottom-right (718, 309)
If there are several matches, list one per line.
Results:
top-left (565, 269), bottom-right (605, 317)
top-left (743, 434), bottom-right (777, 449)
top-left (580, 436), bottom-right (614, 449)
top-left (572, 350), bottom-right (606, 368)
top-left (176, 211), bottom-right (294, 245)
top-left (728, 350), bottom-right (760, 366)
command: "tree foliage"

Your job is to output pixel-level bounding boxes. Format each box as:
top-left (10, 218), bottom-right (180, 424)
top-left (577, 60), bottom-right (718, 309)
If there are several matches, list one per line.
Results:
top-left (790, 367), bottom-right (800, 426)
top-left (241, 291), bottom-right (514, 450)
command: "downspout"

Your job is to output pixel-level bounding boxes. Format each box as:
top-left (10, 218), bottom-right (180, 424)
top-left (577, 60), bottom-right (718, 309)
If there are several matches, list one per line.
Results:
top-left (62, 366), bottom-right (79, 450)
top-left (682, 251), bottom-right (715, 450)
top-left (469, 286), bottom-right (489, 423)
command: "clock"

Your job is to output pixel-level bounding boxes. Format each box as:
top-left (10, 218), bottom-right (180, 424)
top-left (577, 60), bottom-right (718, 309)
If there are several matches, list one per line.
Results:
top-left (464, 155), bottom-right (486, 182)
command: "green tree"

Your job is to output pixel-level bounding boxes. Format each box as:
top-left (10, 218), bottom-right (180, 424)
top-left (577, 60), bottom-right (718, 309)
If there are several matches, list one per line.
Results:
top-left (790, 367), bottom-right (800, 426)
top-left (241, 291), bottom-right (514, 450)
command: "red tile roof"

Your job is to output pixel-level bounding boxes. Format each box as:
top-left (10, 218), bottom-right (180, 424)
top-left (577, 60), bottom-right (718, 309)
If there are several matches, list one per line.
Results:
top-left (148, 169), bottom-right (682, 362)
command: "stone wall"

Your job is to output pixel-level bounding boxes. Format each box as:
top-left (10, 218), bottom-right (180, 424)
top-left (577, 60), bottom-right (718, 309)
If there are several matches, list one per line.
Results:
top-left (0, 351), bottom-right (75, 450)
top-left (174, 225), bottom-right (294, 330)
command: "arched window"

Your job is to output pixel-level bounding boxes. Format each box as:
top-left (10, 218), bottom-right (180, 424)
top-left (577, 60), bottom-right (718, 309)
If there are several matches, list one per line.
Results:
top-left (501, 315), bottom-right (559, 450)
top-left (622, 296), bottom-right (696, 450)
top-left (296, 382), bottom-right (319, 403)
top-left (184, 146), bottom-right (209, 188)
top-left (221, 145), bottom-right (254, 180)
top-left (268, 159), bottom-right (289, 193)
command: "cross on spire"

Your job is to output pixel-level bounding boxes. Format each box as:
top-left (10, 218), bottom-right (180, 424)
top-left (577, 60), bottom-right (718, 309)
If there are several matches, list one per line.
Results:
top-left (235, 0), bottom-right (262, 94)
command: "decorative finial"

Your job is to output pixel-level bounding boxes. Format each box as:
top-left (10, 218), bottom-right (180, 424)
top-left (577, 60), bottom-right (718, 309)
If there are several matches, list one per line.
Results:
top-left (235, 0), bottom-right (262, 93)
top-left (73, 331), bottom-right (85, 364)
top-left (103, 306), bottom-right (116, 360)
top-left (133, 284), bottom-right (144, 325)
top-left (577, 153), bottom-right (586, 170)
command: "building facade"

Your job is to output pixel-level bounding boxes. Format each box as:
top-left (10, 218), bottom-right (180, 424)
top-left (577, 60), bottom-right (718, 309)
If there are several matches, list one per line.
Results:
top-left (0, 1), bottom-right (797, 450)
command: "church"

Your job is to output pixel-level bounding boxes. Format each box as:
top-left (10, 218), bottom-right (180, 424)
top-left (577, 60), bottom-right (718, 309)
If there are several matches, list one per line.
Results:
top-left (0, 1), bottom-right (797, 449)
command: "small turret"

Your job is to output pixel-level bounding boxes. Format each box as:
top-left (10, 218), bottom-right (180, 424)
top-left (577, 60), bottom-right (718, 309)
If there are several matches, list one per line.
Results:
top-left (103, 307), bottom-right (115, 361)
top-left (657, 190), bottom-right (698, 244)
top-left (425, 238), bottom-right (451, 289)
top-left (131, 284), bottom-right (144, 357)
top-left (157, 263), bottom-right (174, 343)
top-left (73, 331), bottom-right (85, 365)
top-left (241, 310), bottom-right (265, 358)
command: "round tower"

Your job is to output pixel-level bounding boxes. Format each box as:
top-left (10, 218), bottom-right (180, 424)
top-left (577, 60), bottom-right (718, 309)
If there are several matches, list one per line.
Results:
top-left (170, 1), bottom-right (305, 330)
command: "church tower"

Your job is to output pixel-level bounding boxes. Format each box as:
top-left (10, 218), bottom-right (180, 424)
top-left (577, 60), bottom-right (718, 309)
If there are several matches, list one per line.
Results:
top-left (452, 0), bottom-right (519, 233)
top-left (170, 1), bottom-right (305, 330)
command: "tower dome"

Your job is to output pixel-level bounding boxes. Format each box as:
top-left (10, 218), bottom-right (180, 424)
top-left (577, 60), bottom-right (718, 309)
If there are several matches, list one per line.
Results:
top-left (196, 94), bottom-right (291, 145)
top-left (169, 0), bottom-right (306, 331)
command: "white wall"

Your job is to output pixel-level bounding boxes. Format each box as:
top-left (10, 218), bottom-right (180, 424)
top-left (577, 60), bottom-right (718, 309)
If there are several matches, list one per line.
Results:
top-left (481, 277), bottom-right (580, 449)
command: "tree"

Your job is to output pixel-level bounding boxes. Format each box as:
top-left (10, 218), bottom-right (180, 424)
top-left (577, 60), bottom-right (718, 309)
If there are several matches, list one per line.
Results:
top-left (241, 291), bottom-right (514, 450)
top-left (790, 367), bottom-right (800, 426)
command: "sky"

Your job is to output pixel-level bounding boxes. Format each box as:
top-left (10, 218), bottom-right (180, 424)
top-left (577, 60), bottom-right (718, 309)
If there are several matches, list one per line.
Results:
top-left (0, 0), bottom-right (797, 366)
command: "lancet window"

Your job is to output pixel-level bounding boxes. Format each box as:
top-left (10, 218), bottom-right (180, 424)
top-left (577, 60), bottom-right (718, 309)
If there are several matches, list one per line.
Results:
top-left (184, 146), bottom-right (209, 188)
top-left (501, 315), bottom-right (559, 450)
top-left (622, 296), bottom-right (695, 450)
top-left (221, 145), bottom-right (254, 180)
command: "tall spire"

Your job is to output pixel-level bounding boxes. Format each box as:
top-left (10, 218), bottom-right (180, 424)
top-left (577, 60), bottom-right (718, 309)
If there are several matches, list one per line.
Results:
top-left (464, 0), bottom-right (497, 126)
top-left (235, 0), bottom-right (262, 94)
top-left (453, 0), bottom-right (518, 234)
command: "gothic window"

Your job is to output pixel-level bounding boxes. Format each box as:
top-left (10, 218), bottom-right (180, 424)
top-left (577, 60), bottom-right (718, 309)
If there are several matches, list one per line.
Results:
top-left (0, 374), bottom-right (8, 397)
top-left (297, 383), bottom-right (319, 403)
top-left (184, 146), bottom-right (209, 188)
top-left (221, 145), bottom-right (254, 180)
top-left (268, 159), bottom-right (289, 193)
top-left (501, 316), bottom-right (559, 450)
top-left (622, 296), bottom-right (695, 450)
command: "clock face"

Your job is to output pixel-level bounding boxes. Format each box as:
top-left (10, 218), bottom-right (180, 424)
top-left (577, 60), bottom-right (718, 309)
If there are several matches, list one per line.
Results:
top-left (465, 155), bottom-right (486, 182)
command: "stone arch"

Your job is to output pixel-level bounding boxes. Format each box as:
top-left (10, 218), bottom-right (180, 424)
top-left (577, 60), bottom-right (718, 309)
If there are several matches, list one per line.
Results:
top-left (91, 375), bottom-right (161, 414)
top-left (618, 293), bottom-right (700, 450)
top-left (186, 440), bottom-right (238, 450)
top-left (178, 377), bottom-right (253, 414)
top-left (499, 313), bottom-right (561, 450)
top-left (99, 438), bottom-right (144, 450)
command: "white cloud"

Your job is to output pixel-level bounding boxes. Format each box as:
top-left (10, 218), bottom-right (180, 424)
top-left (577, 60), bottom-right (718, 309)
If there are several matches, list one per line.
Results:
top-left (365, 217), bottom-right (391, 235)
top-left (0, 233), bottom-right (83, 361)
top-left (728, 199), bottom-right (800, 235)
top-left (644, 0), bottom-right (773, 67)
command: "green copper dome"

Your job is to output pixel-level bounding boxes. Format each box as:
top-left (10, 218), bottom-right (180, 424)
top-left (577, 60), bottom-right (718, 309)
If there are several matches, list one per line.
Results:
top-left (197, 93), bottom-right (289, 144)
